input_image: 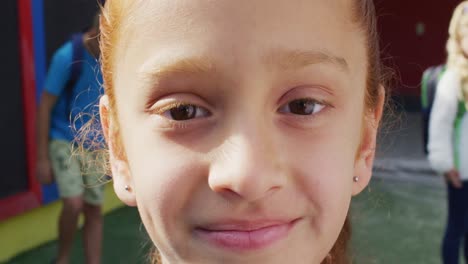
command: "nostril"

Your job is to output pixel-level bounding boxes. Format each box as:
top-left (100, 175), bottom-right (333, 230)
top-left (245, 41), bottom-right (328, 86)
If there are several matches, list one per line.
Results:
top-left (267, 186), bottom-right (281, 195)
top-left (218, 187), bottom-right (243, 199)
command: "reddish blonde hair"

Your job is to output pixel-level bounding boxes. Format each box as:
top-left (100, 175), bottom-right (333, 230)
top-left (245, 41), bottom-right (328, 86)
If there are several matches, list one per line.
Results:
top-left (446, 1), bottom-right (468, 106)
top-left (98, 0), bottom-right (388, 263)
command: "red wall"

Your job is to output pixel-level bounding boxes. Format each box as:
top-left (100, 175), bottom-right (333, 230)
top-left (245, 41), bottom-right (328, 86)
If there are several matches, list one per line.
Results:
top-left (377, 0), bottom-right (461, 96)
top-left (0, 0), bottom-right (41, 221)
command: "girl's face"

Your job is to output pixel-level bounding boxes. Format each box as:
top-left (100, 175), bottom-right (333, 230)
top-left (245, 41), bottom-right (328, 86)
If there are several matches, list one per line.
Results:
top-left (103, 0), bottom-right (383, 263)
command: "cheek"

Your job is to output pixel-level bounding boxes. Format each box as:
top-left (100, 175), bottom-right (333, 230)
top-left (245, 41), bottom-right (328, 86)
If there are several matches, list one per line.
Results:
top-left (132, 148), bottom-right (203, 219)
top-left (120, 119), bottom-right (207, 245)
top-left (283, 129), bottom-right (355, 257)
top-left (284, 109), bottom-right (361, 228)
top-left (289, 130), bottom-right (356, 209)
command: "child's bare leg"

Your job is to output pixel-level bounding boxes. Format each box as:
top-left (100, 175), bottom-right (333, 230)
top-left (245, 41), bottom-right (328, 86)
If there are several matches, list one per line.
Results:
top-left (83, 203), bottom-right (102, 264)
top-left (56, 197), bottom-right (83, 264)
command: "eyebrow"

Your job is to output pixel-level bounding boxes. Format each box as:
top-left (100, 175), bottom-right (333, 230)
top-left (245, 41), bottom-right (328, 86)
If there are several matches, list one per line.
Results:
top-left (138, 57), bottom-right (217, 84)
top-left (263, 49), bottom-right (349, 72)
top-left (138, 48), bottom-right (349, 86)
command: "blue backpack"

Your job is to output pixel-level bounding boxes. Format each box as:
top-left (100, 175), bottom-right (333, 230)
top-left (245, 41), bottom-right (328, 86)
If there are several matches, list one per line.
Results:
top-left (64, 33), bottom-right (85, 114)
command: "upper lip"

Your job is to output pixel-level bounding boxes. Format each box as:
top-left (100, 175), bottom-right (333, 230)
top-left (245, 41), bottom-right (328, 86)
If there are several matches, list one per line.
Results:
top-left (197, 218), bottom-right (301, 232)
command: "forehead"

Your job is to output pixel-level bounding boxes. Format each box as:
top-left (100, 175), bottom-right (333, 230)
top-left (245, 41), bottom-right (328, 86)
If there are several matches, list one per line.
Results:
top-left (127, 0), bottom-right (357, 43)
top-left (131, 0), bottom-right (354, 26)
top-left (115, 0), bottom-right (366, 86)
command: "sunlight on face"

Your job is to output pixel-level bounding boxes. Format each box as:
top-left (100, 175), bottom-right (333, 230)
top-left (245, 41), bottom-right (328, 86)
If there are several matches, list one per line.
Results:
top-left (108, 0), bottom-right (371, 263)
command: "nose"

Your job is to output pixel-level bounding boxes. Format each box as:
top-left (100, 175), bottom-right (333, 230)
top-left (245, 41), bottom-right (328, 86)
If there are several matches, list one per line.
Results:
top-left (208, 126), bottom-right (286, 202)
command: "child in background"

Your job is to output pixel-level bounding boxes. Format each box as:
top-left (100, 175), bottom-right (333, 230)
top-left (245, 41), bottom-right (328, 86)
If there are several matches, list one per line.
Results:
top-left (96, 0), bottom-right (387, 263)
top-left (37, 11), bottom-right (104, 264)
top-left (428, 1), bottom-right (468, 263)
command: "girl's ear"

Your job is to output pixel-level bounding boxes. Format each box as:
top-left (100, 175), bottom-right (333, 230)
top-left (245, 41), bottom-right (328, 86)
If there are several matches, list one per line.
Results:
top-left (100, 95), bottom-right (137, 206)
top-left (352, 85), bottom-right (385, 196)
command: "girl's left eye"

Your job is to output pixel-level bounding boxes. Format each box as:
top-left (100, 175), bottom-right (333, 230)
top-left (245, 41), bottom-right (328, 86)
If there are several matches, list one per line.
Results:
top-left (278, 98), bottom-right (325, 115)
top-left (161, 103), bottom-right (210, 121)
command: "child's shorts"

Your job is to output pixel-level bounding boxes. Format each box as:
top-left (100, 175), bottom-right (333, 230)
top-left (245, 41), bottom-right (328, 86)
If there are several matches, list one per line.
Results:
top-left (49, 140), bottom-right (106, 205)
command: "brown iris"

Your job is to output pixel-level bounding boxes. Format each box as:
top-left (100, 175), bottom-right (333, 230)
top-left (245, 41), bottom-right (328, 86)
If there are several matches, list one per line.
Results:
top-left (288, 99), bottom-right (317, 115)
top-left (169, 104), bottom-right (197, 120)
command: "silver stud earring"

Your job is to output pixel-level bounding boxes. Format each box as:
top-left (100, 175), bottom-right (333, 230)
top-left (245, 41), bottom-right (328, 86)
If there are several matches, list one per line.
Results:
top-left (353, 176), bottom-right (359, 182)
top-left (124, 185), bottom-right (131, 191)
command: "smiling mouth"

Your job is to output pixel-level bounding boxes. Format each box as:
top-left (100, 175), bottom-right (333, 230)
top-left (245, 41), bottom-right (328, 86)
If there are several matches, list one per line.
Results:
top-left (193, 218), bottom-right (302, 251)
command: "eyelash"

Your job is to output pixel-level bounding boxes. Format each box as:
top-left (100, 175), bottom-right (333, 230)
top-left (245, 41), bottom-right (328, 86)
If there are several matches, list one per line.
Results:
top-left (152, 101), bottom-right (211, 121)
top-left (152, 97), bottom-right (327, 125)
top-left (277, 98), bottom-right (327, 117)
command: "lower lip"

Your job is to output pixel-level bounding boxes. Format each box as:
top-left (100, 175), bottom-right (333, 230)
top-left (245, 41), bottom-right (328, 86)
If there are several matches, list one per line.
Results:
top-left (194, 219), bottom-right (300, 251)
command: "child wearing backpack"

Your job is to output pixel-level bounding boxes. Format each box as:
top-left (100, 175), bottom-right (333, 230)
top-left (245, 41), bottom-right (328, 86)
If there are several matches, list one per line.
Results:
top-left (36, 11), bottom-right (104, 264)
top-left (421, 64), bottom-right (446, 154)
top-left (427, 1), bottom-right (468, 263)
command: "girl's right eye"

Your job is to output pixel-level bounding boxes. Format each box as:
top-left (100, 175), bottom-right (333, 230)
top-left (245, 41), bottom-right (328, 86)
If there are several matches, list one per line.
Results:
top-left (278, 98), bottom-right (326, 116)
top-left (159, 103), bottom-right (211, 121)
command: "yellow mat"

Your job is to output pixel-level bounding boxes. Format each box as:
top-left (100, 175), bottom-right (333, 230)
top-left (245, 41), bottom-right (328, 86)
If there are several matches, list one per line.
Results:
top-left (0, 184), bottom-right (123, 262)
